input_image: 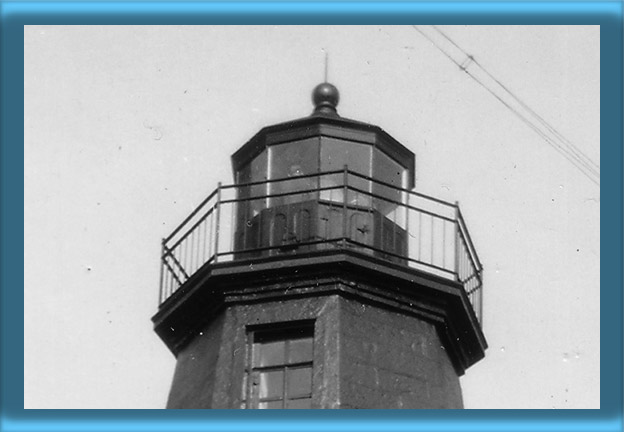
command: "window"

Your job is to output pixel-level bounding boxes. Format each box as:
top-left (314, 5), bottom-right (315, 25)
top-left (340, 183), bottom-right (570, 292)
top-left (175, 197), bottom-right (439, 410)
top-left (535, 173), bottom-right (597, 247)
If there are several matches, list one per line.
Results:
top-left (320, 138), bottom-right (372, 206)
top-left (269, 139), bottom-right (320, 207)
top-left (244, 324), bottom-right (314, 409)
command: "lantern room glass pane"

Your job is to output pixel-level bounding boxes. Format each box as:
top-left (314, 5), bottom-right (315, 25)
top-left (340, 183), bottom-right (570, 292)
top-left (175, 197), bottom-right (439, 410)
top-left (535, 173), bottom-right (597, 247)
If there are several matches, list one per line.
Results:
top-left (372, 148), bottom-right (407, 216)
top-left (320, 138), bottom-right (372, 206)
top-left (269, 139), bottom-right (320, 207)
top-left (237, 150), bottom-right (268, 217)
top-left (320, 137), bottom-right (371, 177)
top-left (269, 138), bottom-right (319, 180)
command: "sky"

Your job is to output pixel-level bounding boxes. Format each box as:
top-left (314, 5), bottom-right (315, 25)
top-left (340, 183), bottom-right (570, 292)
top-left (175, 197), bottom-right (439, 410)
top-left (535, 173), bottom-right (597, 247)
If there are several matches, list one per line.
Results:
top-left (24, 25), bottom-right (600, 409)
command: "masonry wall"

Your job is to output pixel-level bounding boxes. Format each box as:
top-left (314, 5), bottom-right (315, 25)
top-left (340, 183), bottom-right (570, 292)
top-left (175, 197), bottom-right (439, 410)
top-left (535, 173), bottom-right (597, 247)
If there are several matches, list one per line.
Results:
top-left (338, 297), bottom-right (463, 409)
top-left (166, 295), bottom-right (342, 409)
top-left (166, 312), bottom-right (226, 408)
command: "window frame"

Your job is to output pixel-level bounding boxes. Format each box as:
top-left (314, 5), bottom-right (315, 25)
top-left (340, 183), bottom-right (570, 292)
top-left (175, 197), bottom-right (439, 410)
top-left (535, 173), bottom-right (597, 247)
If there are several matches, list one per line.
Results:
top-left (243, 321), bottom-right (315, 409)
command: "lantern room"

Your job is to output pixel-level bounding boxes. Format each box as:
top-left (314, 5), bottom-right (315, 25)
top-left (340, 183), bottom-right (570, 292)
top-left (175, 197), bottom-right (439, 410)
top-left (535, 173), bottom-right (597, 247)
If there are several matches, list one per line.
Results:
top-left (154, 83), bottom-right (486, 408)
top-left (231, 83), bottom-right (416, 262)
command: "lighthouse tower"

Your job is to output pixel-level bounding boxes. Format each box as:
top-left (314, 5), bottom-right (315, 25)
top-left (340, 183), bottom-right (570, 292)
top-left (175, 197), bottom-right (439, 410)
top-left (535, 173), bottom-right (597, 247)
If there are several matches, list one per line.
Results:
top-left (152, 83), bottom-right (486, 409)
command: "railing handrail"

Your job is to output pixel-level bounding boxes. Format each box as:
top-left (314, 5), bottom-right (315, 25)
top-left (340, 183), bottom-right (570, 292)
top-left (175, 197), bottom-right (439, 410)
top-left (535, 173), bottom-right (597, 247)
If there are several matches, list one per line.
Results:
top-left (225, 168), bottom-right (458, 210)
top-left (159, 169), bottom-right (484, 323)
top-left (456, 206), bottom-right (483, 272)
top-left (164, 187), bottom-right (219, 244)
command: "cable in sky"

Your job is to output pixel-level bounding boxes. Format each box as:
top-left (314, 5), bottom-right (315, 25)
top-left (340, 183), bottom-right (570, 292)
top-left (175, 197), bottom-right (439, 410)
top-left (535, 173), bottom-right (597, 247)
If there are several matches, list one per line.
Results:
top-left (412, 25), bottom-right (600, 187)
top-left (431, 26), bottom-right (600, 177)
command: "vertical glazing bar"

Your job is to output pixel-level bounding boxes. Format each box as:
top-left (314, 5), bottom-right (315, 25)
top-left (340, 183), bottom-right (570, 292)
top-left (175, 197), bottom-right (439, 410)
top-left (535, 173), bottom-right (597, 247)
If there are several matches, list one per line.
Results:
top-left (214, 182), bottom-right (222, 262)
top-left (342, 165), bottom-right (348, 246)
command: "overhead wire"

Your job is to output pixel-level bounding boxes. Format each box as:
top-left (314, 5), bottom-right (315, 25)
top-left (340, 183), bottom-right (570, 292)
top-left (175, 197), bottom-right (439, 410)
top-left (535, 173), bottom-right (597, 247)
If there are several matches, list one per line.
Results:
top-left (412, 25), bottom-right (600, 186)
top-left (432, 26), bottom-right (600, 176)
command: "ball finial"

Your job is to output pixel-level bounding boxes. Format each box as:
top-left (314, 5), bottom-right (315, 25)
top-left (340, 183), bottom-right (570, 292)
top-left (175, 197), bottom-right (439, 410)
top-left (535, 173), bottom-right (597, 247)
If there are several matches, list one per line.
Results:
top-left (312, 83), bottom-right (339, 115)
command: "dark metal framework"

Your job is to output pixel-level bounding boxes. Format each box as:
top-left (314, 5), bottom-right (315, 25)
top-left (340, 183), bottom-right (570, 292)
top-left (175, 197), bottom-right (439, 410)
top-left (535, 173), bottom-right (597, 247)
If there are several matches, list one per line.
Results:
top-left (159, 167), bottom-right (484, 324)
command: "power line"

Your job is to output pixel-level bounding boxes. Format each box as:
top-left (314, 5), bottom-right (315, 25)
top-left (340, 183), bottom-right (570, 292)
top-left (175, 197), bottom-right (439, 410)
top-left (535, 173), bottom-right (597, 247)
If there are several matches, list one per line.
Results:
top-left (432, 26), bottom-right (600, 177)
top-left (412, 25), bottom-right (600, 186)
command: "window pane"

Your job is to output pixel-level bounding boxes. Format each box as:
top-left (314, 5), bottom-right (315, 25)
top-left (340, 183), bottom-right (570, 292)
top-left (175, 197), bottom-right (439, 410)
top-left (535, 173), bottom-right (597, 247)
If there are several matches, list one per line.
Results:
top-left (320, 139), bottom-right (372, 206)
top-left (320, 138), bottom-right (371, 177)
top-left (259, 400), bottom-right (283, 409)
top-left (319, 173), bottom-right (344, 203)
top-left (269, 139), bottom-right (320, 207)
top-left (287, 367), bottom-right (312, 397)
top-left (237, 151), bottom-right (269, 216)
top-left (288, 337), bottom-right (313, 364)
top-left (373, 149), bottom-right (406, 216)
top-left (258, 370), bottom-right (284, 399)
top-left (254, 340), bottom-right (285, 367)
top-left (269, 139), bottom-right (319, 180)
top-left (286, 398), bottom-right (312, 409)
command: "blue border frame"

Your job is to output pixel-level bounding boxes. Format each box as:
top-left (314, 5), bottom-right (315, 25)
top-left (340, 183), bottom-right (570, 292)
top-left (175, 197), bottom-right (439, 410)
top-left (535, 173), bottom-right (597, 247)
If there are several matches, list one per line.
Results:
top-left (5, 2), bottom-right (622, 432)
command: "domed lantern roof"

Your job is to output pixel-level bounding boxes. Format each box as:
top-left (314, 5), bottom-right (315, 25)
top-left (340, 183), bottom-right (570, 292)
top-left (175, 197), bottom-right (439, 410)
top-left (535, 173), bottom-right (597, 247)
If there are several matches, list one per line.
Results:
top-left (231, 83), bottom-right (416, 192)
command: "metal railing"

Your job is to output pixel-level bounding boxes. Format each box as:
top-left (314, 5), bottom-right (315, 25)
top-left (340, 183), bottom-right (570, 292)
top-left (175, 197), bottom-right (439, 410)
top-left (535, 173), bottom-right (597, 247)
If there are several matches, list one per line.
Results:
top-left (159, 168), bottom-right (483, 324)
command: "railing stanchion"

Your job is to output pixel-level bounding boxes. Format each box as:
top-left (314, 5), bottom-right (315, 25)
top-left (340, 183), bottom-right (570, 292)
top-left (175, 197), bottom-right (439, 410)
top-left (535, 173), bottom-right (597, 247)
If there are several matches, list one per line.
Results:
top-left (214, 182), bottom-right (222, 263)
top-left (479, 270), bottom-right (484, 327)
top-left (159, 238), bottom-right (166, 304)
top-left (157, 172), bottom-right (483, 326)
top-left (454, 201), bottom-right (460, 283)
top-left (342, 165), bottom-right (348, 247)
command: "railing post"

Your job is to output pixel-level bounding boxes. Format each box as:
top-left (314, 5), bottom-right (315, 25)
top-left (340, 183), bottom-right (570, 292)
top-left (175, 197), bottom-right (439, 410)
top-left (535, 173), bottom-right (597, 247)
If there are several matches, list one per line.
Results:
top-left (342, 165), bottom-right (348, 247)
top-left (478, 269), bottom-right (484, 327)
top-left (214, 182), bottom-right (222, 263)
top-left (159, 238), bottom-right (166, 305)
top-left (454, 201), bottom-right (460, 283)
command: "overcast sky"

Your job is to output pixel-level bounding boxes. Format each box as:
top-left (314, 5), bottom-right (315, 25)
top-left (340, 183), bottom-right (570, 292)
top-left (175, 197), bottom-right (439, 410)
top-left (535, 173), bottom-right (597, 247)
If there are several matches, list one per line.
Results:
top-left (24, 25), bottom-right (600, 409)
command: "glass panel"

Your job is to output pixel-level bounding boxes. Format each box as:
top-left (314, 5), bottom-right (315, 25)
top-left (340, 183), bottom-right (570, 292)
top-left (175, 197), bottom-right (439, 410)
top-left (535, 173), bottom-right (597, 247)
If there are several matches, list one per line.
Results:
top-left (236, 151), bottom-right (269, 253)
top-left (287, 367), bottom-right (312, 397)
top-left (372, 149), bottom-right (406, 216)
top-left (238, 151), bottom-right (268, 214)
top-left (286, 398), bottom-right (312, 409)
top-left (269, 138), bottom-right (319, 180)
top-left (319, 173), bottom-right (344, 203)
top-left (320, 138), bottom-right (371, 176)
top-left (269, 139), bottom-right (319, 207)
top-left (320, 138), bottom-right (372, 206)
top-left (259, 400), bottom-right (283, 409)
top-left (254, 340), bottom-right (285, 367)
top-left (258, 370), bottom-right (284, 399)
top-left (288, 337), bottom-right (313, 364)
